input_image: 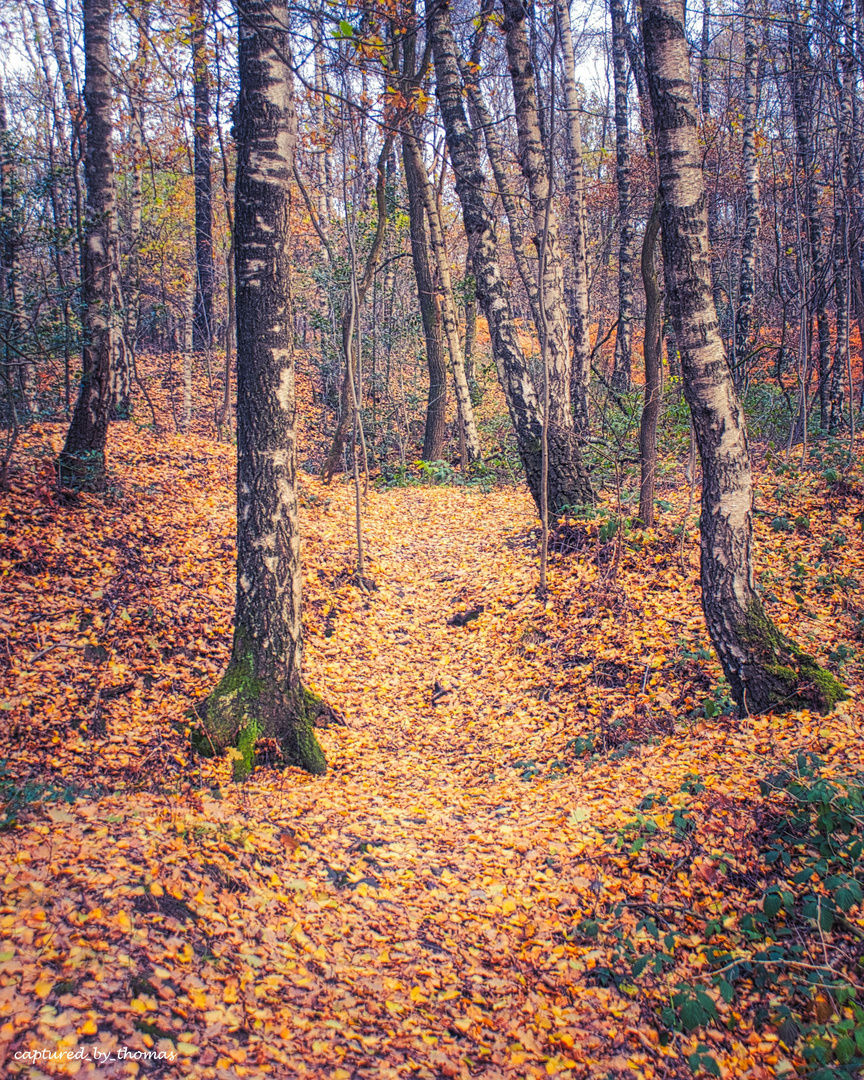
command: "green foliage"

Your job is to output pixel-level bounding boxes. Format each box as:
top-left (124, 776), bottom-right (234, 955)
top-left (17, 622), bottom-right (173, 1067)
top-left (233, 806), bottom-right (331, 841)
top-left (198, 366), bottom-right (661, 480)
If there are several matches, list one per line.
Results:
top-left (0, 760), bottom-right (97, 830)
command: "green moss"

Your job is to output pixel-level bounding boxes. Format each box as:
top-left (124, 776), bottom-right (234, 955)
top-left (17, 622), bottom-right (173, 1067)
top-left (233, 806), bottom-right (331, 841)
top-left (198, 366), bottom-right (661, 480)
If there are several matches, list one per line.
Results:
top-left (193, 627), bottom-right (327, 779)
top-left (232, 720), bottom-right (261, 783)
top-left (739, 599), bottom-right (848, 715)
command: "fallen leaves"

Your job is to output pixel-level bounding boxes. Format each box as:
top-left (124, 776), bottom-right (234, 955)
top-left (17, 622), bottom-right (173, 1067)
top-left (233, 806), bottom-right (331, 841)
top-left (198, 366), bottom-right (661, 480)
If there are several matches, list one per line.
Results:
top-left (0, 417), bottom-right (863, 1077)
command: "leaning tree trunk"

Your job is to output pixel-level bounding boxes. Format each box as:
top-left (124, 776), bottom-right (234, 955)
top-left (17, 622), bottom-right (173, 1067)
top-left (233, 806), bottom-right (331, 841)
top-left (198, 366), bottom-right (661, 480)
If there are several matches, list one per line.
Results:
top-left (642, 0), bottom-right (845, 715)
top-left (402, 132), bottom-right (448, 461)
top-left (197, 0), bottom-right (326, 777)
top-left (502, 0), bottom-right (579, 468)
top-left (555, 0), bottom-right (592, 430)
top-left (57, 0), bottom-right (117, 490)
top-left (429, 0), bottom-right (592, 514)
top-left (734, 0), bottom-right (760, 384)
top-left (610, 0), bottom-right (636, 390)
top-left (191, 0), bottom-right (215, 352)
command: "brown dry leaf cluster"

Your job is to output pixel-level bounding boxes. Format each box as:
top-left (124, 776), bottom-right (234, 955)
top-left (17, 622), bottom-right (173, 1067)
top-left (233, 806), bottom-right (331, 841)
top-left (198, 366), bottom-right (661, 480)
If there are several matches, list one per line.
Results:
top-left (1, 412), bottom-right (863, 1079)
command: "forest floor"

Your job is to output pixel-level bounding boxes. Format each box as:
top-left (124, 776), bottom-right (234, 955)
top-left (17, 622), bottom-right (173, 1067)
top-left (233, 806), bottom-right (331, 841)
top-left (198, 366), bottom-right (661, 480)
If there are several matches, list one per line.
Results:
top-left (1, 413), bottom-right (864, 1080)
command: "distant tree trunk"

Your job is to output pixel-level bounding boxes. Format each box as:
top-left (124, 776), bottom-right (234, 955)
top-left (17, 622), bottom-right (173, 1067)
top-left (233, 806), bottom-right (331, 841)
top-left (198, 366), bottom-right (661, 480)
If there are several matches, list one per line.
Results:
top-left (503, 0), bottom-right (579, 465)
top-left (555, 0), bottom-right (592, 430)
top-left (430, 0), bottom-right (592, 514)
top-left (638, 198), bottom-right (661, 527)
top-left (402, 133), bottom-right (447, 461)
top-left (191, 0), bottom-right (214, 352)
top-left (463, 246), bottom-right (477, 386)
top-left (734, 0), bottom-right (760, 384)
top-left (610, 0), bottom-right (635, 390)
top-left (623, 13), bottom-right (655, 160)
top-left (0, 76), bottom-right (32, 416)
top-left (788, 9), bottom-right (831, 430)
top-left (57, 0), bottom-right (117, 489)
top-left (199, 0), bottom-right (326, 777)
top-left (642, 0), bottom-right (845, 715)
top-left (831, 0), bottom-right (855, 430)
top-left (321, 135), bottom-right (394, 482)
top-left (312, 15), bottom-right (331, 240)
top-left (402, 127), bottom-right (481, 462)
top-left (461, 61), bottom-right (540, 327)
top-left (43, 0), bottom-right (85, 270)
top-left (125, 3), bottom-right (148, 350)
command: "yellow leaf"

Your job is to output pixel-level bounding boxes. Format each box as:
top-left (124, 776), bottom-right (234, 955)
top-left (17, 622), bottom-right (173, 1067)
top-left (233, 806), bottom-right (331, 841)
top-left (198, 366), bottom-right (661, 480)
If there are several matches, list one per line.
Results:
top-left (501, 897), bottom-right (517, 915)
top-left (34, 980), bottom-right (53, 999)
top-left (176, 1042), bottom-right (198, 1056)
top-left (130, 998), bottom-right (149, 1014)
top-left (453, 1017), bottom-right (472, 1032)
top-left (79, 1019), bottom-right (98, 1036)
top-left (116, 910), bottom-right (132, 932)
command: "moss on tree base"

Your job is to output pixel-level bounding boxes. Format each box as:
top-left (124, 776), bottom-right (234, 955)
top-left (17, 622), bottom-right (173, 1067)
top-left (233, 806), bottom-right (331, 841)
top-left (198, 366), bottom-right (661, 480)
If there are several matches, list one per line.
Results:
top-left (192, 641), bottom-right (327, 779)
top-left (736, 600), bottom-right (847, 716)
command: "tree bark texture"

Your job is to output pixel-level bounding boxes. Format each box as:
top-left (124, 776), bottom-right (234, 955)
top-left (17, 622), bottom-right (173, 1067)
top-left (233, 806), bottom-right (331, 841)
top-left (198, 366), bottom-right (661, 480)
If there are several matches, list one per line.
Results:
top-left (638, 198), bottom-right (661, 527)
top-left (57, 0), bottom-right (117, 489)
top-left (402, 127), bottom-right (480, 461)
top-left (734, 0), bottom-right (760, 381)
top-left (430, 0), bottom-right (592, 514)
top-left (788, 9), bottom-right (831, 429)
top-left (199, 0), bottom-right (325, 776)
top-left (191, 0), bottom-right (215, 352)
top-left (502, 0), bottom-right (577, 455)
top-left (610, 0), bottom-right (636, 389)
top-left (402, 133), bottom-right (447, 461)
top-left (831, 0), bottom-right (855, 429)
top-left (642, 0), bottom-right (845, 715)
top-left (555, 0), bottom-right (592, 429)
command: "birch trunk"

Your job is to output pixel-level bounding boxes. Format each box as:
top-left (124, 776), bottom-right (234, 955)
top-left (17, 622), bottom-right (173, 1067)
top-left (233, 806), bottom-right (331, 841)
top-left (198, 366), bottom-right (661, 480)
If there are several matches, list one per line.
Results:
top-left (831, 0), bottom-right (855, 430)
top-left (430, 0), bottom-right (592, 514)
top-left (191, 0), bottom-right (214, 352)
top-left (402, 129), bottom-right (481, 461)
top-left (461, 65), bottom-right (540, 326)
top-left (642, 0), bottom-right (845, 714)
top-left (502, 0), bottom-right (576, 451)
top-left (788, 11), bottom-right (831, 430)
top-left (555, 0), bottom-right (592, 429)
top-left (610, 0), bottom-right (636, 389)
top-left (638, 199), bottom-right (661, 527)
top-left (402, 133), bottom-right (447, 461)
top-left (57, 0), bottom-right (117, 489)
top-left (199, 0), bottom-right (326, 776)
top-left (734, 0), bottom-right (760, 381)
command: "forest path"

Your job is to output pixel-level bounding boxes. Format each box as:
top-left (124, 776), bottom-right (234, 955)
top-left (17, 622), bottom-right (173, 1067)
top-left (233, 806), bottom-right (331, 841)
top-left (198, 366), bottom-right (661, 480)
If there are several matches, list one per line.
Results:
top-left (5, 427), bottom-right (860, 1078)
top-left (251, 478), bottom-right (634, 1077)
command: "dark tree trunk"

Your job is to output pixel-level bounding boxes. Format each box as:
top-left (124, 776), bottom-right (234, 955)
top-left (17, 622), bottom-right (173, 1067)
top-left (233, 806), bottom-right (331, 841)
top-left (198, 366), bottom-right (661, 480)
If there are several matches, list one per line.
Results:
top-left (57, 0), bottom-right (117, 489)
top-left (610, 0), bottom-right (635, 390)
top-left (734, 0), bottom-right (760, 383)
top-left (403, 133), bottom-right (447, 461)
top-left (191, 0), bottom-right (214, 352)
top-left (788, 8), bottom-right (831, 430)
top-left (642, 0), bottom-right (845, 715)
top-left (429, 0), bottom-right (592, 514)
top-left (638, 198), bottom-right (661, 527)
top-left (198, 0), bottom-right (326, 777)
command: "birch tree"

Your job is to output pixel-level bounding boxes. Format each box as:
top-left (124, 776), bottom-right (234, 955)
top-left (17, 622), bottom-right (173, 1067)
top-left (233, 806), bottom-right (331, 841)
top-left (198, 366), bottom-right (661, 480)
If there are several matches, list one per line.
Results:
top-left (642, 0), bottom-right (845, 714)
top-left (199, 0), bottom-right (327, 776)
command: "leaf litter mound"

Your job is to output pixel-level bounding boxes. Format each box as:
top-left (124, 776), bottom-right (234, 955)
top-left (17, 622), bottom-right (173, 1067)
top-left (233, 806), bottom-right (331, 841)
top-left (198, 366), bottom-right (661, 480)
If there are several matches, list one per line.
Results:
top-left (1, 420), bottom-right (863, 1079)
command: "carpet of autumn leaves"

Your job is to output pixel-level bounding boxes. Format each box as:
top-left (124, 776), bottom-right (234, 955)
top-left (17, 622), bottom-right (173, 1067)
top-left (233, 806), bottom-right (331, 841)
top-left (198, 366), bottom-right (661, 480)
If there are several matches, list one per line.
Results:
top-left (1, 388), bottom-right (864, 1078)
